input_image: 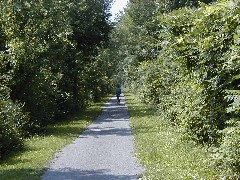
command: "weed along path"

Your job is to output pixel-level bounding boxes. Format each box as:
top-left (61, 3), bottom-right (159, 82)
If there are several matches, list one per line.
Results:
top-left (42, 95), bottom-right (144, 180)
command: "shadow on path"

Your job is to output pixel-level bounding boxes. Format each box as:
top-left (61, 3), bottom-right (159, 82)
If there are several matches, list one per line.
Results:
top-left (42, 95), bottom-right (144, 180)
top-left (43, 168), bottom-right (138, 180)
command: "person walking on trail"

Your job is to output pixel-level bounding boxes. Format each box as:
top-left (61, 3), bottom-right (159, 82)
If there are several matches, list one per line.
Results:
top-left (115, 85), bottom-right (122, 104)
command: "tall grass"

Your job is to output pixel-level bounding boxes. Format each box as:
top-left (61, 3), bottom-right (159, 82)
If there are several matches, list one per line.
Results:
top-left (0, 96), bottom-right (111, 180)
top-left (125, 93), bottom-right (217, 179)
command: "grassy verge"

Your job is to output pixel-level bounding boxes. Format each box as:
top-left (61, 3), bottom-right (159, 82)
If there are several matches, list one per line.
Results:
top-left (0, 95), bottom-right (111, 180)
top-left (125, 93), bottom-right (216, 179)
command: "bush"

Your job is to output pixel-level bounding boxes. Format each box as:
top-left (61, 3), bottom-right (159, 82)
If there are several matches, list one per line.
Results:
top-left (0, 93), bottom-right (29, 158)
top-left (113, 0), bottom-right (240, 177)
top-left (212, 119), bottom-right (240, 179)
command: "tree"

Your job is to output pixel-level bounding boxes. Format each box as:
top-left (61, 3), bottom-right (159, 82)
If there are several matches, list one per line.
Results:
top-left (0, 0), bottom-right (114, 158)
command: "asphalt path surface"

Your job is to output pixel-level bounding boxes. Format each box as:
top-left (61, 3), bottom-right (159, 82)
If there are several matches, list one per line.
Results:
top-left (42, 95), bottom-right (144, 180)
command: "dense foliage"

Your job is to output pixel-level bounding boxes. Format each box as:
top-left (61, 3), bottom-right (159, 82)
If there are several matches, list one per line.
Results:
top-left (1, 0), bottom-right (239, 177)
top-left (110, 0), bottom-right (240, 178)
top-left (0, 0), bottom-right (114, 158)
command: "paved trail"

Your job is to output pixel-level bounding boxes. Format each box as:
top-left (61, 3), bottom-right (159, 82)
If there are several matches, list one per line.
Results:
top-left (42, 96), bottom-right (144, 180)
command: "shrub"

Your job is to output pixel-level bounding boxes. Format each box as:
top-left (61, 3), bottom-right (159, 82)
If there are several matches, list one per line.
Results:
top-left (212, 119), bottom-right (240, 179)
top-left (0, 88), bottom-right (29, 158)
top-left (113, 0), bottom-right (240, 177)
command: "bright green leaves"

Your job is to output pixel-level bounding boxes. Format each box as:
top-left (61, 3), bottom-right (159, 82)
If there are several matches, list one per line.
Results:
top-left (233, 33), bottom-right (240, 45)
top-left (110, 0), bottom-right (240, 178)
top-left (162, 1), bottom-right (240, 177)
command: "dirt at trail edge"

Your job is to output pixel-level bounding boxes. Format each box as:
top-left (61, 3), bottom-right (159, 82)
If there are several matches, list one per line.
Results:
top-left (42, 96), bottom-right (144, 180)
